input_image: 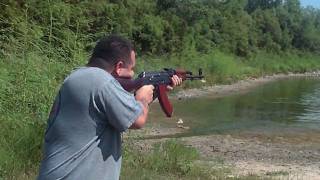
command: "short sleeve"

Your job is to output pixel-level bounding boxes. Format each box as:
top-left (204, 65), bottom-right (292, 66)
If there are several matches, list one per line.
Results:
top-left (96, 79), bottom-right (143, 132)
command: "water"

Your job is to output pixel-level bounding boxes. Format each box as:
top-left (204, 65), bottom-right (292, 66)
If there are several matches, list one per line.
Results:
top-left (148, 77), bottom-right (320, 136)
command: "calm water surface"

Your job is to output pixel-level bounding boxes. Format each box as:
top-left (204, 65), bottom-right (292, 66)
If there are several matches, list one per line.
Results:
top-left (149, 77), bottom-right (320, 136)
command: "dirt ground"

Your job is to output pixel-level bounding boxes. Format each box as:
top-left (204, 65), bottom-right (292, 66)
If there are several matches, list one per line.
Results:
top-left (182, 131), bottom-right (320, 179)
top-left (126, 72), bottom-right (320, 179)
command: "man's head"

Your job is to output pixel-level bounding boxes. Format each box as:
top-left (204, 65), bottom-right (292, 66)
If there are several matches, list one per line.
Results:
top-left (88, 35), bottom-right (136, 78)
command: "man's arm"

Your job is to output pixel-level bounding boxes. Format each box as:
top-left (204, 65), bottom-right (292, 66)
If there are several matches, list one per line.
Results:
top-left (130, 85), bottom-right (154, 129)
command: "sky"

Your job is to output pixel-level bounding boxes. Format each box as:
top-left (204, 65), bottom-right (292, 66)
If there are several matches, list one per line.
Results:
top-left (300, 0), bottom-right (320, 9)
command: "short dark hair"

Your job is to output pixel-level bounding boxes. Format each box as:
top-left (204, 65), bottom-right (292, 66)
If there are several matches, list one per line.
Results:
top-left (88, 35), bottom-right (134, 67)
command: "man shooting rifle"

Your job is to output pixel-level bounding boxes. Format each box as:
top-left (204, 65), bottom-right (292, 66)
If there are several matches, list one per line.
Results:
top-left (37, 35), bottom-right (182, 180)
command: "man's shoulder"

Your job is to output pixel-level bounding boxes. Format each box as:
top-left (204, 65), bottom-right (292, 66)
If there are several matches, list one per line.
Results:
top-left (59, 67), bottom-right (118, 93)
top-left (66, 67), bottom-right (114, 83)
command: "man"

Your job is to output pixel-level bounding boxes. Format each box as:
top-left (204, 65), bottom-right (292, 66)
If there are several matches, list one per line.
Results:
top-left (37, 35), bottom-right (181, 180)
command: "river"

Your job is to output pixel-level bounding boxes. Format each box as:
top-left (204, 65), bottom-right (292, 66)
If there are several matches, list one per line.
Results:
top-left (148, 77), bottom-right (320, 137)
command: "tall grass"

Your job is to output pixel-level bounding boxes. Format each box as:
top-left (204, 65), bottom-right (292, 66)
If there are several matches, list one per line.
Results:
top-left (248, 52), bottom-right (320, 74)
top-left (0, 52), bottom-right (83, 179)
top-left (122, 139), bottom-right (232, 180)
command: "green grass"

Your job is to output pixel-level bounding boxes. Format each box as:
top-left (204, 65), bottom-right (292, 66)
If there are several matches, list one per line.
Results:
top-left (265, 170), bottom-right (289, 176)
top-left (247, 51), bottom-right (320, 75)
top-left (122, 140), bottom-right (208, 179)
top-left (0, 51), bottom-right (86, 179)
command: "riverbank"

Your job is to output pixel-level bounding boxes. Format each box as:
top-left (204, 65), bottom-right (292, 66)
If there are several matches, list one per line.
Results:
top-left (126, 72), bottom-right (320, 179)
top-left (130, 129), bottom-right (320, 179)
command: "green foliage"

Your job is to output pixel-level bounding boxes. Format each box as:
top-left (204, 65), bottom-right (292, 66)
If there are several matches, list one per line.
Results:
top-left (0, 51), bottom-right (83, 179)
top-left (247, 51), bottom-right (320, 74)
top-left (122, 140), bottom-right (217, 179)
top-left (1, 0), bottom-right (320, 57)
top-left (135, 140), bottom-right (198, 175)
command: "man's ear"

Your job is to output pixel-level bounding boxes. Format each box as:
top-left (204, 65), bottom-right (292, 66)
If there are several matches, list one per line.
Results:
top-left (114, 61), bottom-right (124, 76)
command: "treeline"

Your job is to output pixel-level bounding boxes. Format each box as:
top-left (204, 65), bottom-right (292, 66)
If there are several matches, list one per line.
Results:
top-left (1, 0), bottom-right (320, 59)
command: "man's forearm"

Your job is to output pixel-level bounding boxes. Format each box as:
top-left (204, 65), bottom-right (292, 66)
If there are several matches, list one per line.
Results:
top-left (129, 98), bottom-right (149, 129)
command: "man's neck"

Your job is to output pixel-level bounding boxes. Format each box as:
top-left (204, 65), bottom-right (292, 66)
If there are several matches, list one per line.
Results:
top-left (87, 61), bottom-right (113, 73)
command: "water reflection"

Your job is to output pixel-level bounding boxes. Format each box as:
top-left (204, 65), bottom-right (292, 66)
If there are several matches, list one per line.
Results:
top-left (297, 84), bottom-right (320, 123)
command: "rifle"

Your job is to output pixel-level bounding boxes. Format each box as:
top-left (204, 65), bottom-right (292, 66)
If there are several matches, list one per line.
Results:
top-left (116, 68), bottom-right (204, 117)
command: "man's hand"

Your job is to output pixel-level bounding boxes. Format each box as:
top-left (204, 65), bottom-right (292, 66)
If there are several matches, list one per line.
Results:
top-left (135, 85), bottom-right (154, 105)
top-left (167, 75), bottom-right (183, 90)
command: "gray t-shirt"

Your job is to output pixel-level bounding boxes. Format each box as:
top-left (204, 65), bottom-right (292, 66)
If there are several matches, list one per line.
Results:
top-left (38, 67), bottom-right (142, 180)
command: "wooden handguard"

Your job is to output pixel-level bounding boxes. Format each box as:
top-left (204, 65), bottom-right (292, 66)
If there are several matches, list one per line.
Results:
top-left (157, 85), bottom-right (173, 117)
